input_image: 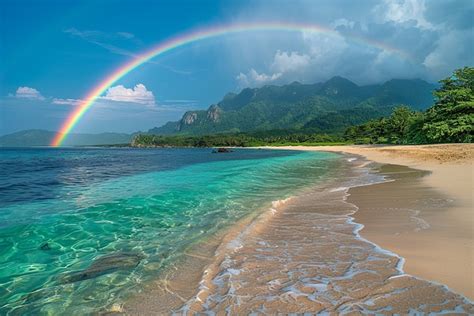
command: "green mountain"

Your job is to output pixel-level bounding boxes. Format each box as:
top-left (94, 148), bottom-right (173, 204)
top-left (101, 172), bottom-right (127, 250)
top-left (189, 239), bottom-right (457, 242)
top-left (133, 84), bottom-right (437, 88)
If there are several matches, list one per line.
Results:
top-left (149, 77), bottom-right (436, 135)
top-left (0, 129), bottom-right (132, 147)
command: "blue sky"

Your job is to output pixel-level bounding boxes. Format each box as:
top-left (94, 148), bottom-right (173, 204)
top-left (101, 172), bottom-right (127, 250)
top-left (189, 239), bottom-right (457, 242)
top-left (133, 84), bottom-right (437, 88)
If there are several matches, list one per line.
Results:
top-left (1, 0), bottom-right (472, 135)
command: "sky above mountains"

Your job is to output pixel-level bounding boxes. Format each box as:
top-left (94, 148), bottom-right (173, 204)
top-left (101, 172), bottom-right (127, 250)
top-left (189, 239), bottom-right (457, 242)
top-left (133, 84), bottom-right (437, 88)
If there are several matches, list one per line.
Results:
top-left (1, 0), bottom-right (472, 135)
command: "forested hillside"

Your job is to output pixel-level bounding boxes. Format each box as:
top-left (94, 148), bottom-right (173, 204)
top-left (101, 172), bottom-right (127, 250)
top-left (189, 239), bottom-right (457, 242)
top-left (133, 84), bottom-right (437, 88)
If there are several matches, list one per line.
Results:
top-left (345, 67), bottom-right (473, 144)
top-left (133, 68), bottom-right (472, 147)
top-left (149, 76), bottom-right (436, 135)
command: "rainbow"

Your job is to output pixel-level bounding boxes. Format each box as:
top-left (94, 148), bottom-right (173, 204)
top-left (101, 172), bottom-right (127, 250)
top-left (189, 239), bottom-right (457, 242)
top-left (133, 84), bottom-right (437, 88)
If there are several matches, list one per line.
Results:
top-left (51, 21), bottom-right (411, 146)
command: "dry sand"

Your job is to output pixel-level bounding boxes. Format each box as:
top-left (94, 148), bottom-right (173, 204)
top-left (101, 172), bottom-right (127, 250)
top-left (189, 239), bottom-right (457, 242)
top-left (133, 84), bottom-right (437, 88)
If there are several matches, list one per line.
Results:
top-left (266, 144), bottom-right (474, 299)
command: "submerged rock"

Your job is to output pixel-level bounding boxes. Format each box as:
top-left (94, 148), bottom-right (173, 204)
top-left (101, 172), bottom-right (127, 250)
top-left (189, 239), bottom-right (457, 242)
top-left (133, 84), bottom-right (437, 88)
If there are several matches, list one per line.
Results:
top-left (39, 242), bottom-right (51, 251)
top-left (212, 148), bottom-right (233, 153)
top-left (59, 252), bottom-right (144, 284)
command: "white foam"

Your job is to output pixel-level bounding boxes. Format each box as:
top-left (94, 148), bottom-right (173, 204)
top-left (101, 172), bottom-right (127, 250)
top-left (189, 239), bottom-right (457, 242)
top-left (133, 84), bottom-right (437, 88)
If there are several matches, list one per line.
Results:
top-left (330, 186), bottom-right (348, 192)
top-left (409, 209), bottom-right (431, 231)
top-left (338, 165), bottom-right (473, 307)
top-left (272, 197), bottom-right (292, 208)
top-left (269, 197), bottom-right (292, 215)
top-left (178, 157), bottom-right (474, 313)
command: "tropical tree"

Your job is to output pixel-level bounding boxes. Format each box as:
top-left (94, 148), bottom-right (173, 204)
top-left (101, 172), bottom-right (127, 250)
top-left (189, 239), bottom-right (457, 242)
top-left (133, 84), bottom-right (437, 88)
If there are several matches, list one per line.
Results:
top-left (386, 106), bottom-right (420, 143)
top-left (422, 67), bottom-right (474, 143)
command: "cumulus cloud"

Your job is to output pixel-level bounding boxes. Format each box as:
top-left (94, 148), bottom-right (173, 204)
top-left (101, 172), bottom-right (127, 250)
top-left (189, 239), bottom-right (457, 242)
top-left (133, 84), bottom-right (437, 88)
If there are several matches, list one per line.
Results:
top-left (236, 32), bottom-right (349, 87)
top-left (373, 0), bottom-right (433, 29)
top-left (236, 50), bottom-right (311, 87)
top-left (236, 69), bottom-right (282, 87)
top-left (15, 87), bottom-right (45, 100)
top-left (102, 84), bottom-right (156, 106)
top-left (49, 84), bottom-right (157, 107)
top-left (230, 0), bottom-right (472, 88)
top-left (271, 50), bottom-right (311, 73)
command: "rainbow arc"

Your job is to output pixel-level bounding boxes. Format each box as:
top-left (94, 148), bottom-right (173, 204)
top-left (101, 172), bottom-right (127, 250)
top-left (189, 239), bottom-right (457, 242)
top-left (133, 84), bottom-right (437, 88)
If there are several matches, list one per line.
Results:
top-left (51, 22), bottom-right (411, 146)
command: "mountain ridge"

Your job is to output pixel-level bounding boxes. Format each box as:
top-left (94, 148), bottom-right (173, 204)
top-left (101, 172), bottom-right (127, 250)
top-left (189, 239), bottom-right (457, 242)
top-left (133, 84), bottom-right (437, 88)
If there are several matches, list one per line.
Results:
top-left (1, 76), bottom-right (438, 147)
top-left (149, 76), bottom-right (436, 135)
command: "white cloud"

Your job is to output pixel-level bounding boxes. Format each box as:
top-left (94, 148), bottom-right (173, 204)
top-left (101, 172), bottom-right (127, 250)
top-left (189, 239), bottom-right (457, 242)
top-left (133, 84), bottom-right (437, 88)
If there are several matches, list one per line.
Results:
top-left (102, 84), bottom-right (156, 106)
top-left (331, 18), bottom-right (356, 29)
top-left (236, 31), bottom-right (351, 88)
top-left (271, 50), bottom-right (310, 74)
top-left (49, 84), bottom-right (158, 108)
top-left (302, 31), bottom-right (349, 59)
top-left (225, 0), bottom-right (471, 88)
top-left (52, 98), bottom-right (83, 106)
top-left (373, 0), bottom-right (433, 29)
top-left (15, 87), bottom-right (45, 100)
top-left (236, 69), bottom-right (282, 87)
top-left (236, 50), bottom-right (311, 87)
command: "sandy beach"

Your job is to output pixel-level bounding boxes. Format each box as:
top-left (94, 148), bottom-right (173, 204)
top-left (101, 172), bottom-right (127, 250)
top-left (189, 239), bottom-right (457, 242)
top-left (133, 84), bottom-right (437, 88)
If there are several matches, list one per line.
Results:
top-left (268, 144), bottom-right (474, 300)
top-left (123, 144), bottom-right (473, 314)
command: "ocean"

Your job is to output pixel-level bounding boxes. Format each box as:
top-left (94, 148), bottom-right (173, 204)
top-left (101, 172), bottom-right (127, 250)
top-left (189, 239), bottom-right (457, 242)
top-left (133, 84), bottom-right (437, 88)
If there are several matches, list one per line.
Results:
top-left (0, 147), bottom-right (342, 314)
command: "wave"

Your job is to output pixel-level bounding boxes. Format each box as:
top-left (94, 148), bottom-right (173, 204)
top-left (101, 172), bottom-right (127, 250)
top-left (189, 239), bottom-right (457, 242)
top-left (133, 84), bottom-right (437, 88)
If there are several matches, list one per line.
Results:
top-left (174, 157), bottom-right (473, 314)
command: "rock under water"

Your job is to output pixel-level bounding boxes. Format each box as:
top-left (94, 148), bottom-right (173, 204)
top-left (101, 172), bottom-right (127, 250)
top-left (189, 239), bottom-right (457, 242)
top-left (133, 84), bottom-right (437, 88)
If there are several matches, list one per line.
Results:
top-left (59, 252), bottom-right (144, 284)
top-left (212, 148), bottom-right (233, 153)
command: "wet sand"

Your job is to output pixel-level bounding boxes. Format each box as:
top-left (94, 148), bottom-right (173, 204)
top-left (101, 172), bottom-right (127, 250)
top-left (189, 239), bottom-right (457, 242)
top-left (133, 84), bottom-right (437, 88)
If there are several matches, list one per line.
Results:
top-left (122, 151), bottom-right (474, 314)
top-left (120, 211), bottom-right (264, 314)
top-left (269, 144), bottom-right (473, 300)
top-left (348, 164), bottom-right (474, 300)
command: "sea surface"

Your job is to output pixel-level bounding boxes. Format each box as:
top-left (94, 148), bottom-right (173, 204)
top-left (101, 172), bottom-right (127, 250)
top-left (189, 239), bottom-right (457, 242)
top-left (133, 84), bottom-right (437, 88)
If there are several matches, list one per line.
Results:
top-left (0, 147), bottom-right (342, 314)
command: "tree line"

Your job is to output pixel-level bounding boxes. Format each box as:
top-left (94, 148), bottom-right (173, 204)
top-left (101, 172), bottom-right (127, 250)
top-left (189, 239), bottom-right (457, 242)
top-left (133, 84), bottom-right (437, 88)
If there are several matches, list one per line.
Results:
top-left (345, 67), bottom-right (473, 144)
top-left (132, 67), bottom-right (473, 147)
top-left (132, 132), bottom-right (345, 148)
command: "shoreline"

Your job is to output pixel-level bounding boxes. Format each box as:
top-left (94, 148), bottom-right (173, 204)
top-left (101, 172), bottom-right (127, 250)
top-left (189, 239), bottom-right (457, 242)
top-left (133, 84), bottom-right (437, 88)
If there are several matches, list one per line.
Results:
top-left (122, 155), bottom-right (351, 314)
top-left (262, 144), bottom-right (474, 300)
top-left (123, 147), bottom-right (474, 313)
top-left (167, 156), bottom-right (472, 313)
top-left (121, 160), bottom-right (338, 314)
top-left (121, 205), bottom-right (267, 313)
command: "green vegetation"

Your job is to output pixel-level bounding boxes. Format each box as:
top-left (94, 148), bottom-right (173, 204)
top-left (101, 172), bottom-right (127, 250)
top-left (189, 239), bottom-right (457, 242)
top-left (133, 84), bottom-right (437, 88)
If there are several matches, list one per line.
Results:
top-left (4, 70), bottom-right (470, 148)
top-left (344, 106), bottom-right (423, 144)
top-left (149, 76), bottom-right (435, 136)
top-left (422, 67), bottom-right (473, 143)
top-left (345, 67), bottom-right (473, 144)
top-left (132, 68), bottom-right (472, 148)
top-left (132, 131), bottom-right (346, 148)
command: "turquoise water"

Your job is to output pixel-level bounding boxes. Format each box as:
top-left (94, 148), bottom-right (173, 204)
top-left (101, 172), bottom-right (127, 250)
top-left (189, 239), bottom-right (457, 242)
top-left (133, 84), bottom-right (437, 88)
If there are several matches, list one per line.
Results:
top-left (0, 148), bottom-right (341, 314)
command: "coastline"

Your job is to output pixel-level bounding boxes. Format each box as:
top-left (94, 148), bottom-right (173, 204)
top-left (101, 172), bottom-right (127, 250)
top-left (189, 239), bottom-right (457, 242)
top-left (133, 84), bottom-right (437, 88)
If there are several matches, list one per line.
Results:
top-left (263, 144), bottom-right (474, 299)
top-left (122, 145), bottom-right (474, 313)
top-left (121, 152), bottom-right (344, 314)
top-left (121, 206), bottom-right (267, 314)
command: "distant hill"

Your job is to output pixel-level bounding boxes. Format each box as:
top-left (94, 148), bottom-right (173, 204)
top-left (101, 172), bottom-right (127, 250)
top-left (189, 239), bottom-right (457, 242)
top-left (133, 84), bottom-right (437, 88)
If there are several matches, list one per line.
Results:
top-left (0, 129), bottom-right (132, 147)
top-left (2, 77), bottom-right (437, 147)
top-left (149, 76), bottom-right (436, 135)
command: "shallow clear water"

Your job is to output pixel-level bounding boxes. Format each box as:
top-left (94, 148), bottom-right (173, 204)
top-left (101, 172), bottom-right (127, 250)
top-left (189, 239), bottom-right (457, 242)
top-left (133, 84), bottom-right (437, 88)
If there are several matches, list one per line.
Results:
top-left (0, 147), bottom-right (341, 314)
